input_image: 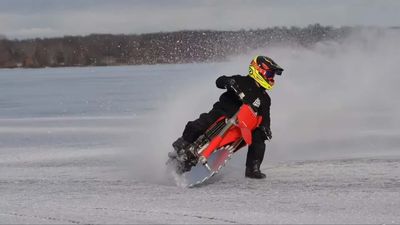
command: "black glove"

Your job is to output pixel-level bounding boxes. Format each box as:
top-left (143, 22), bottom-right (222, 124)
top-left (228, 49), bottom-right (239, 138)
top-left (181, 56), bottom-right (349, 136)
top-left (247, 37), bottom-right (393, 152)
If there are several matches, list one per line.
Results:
top-left (259, 126), bottom-right (272, 141)
top-left (225, 78), bottom-right (240, 93)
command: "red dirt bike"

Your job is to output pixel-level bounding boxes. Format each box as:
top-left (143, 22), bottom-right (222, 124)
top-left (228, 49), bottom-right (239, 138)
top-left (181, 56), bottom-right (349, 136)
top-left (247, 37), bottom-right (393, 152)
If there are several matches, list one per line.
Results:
top-left (166, 87), bottom-right (263, 187)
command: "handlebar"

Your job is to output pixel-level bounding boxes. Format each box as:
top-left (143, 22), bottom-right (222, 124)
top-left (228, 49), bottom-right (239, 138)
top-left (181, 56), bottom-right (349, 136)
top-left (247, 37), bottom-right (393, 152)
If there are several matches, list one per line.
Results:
top-left (228, 84), bottom-right (245, 101)
top-left (227, 82), bottom-right (259, 114)
top-left (238, 92), bottom-right (245, 100)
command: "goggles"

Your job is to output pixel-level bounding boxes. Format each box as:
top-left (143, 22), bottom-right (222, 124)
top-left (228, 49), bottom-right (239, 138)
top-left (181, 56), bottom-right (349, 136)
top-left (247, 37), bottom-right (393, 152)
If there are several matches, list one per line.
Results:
top-left (251, 61), bottom-right (276, 79)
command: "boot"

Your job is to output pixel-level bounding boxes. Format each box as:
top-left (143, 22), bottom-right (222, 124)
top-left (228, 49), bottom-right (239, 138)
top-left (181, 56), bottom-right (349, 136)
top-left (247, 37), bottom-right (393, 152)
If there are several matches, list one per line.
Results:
top-left (172, 137), bottom-right (195, 162)
top-left (172, 137), bottom-right (190, 152)
top-left (245, 160), bottom-right (266, 179)
top-left (171, 137), bottom-right (197, 171)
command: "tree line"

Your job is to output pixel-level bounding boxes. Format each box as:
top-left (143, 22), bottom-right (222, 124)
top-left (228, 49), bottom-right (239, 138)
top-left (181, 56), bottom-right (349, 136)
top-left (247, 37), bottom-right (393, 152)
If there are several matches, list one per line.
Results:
top-left (0, 24), bottom-right (351, 68)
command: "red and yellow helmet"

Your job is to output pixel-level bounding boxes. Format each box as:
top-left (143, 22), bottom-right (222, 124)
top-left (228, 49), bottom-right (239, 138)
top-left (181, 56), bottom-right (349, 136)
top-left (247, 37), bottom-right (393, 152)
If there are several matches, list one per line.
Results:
top-left (248, 56), bottom-right (284, 90)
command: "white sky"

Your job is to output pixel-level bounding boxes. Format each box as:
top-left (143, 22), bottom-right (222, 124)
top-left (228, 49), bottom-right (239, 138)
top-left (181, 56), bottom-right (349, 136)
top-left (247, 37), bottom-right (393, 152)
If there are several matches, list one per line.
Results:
top-left (1, 0), bottom-right (399, 39)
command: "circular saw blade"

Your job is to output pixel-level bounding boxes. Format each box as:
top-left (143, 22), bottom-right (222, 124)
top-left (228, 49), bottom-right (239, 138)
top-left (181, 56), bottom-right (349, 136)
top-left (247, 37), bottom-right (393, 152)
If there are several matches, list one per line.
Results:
top-left (182, 144), bottom-right (236, 187)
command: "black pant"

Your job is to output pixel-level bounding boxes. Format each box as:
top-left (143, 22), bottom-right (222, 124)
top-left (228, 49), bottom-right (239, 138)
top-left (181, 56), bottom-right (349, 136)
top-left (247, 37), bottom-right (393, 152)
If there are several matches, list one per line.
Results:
top-left (181, 108), bottom-right (266, 168)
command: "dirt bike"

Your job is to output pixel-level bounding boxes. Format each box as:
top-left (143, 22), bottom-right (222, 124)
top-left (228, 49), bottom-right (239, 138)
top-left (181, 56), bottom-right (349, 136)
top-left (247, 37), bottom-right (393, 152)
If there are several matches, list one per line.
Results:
top-left (166, 86), bottom-right (262, 187)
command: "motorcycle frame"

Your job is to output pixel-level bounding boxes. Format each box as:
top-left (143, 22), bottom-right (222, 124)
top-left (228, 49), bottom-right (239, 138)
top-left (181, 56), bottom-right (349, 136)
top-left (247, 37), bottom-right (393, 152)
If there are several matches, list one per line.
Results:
top-left (197, 104), bottom-right (262, 164)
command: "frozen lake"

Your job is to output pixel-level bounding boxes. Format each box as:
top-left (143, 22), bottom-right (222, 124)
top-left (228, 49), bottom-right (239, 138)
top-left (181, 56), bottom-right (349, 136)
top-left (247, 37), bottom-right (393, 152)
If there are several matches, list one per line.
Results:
top-left (1, 31), bottom-right (400, 224)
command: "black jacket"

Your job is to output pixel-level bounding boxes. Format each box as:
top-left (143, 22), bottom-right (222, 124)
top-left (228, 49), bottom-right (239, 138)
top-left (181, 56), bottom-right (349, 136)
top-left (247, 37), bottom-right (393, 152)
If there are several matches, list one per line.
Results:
top-left (213, 75), bottom-right (271, 129)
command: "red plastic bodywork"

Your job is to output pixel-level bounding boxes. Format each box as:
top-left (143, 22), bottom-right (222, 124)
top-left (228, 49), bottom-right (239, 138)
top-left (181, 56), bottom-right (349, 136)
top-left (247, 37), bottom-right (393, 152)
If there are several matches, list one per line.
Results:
top-left (201, 105), bottom-right (262, 159)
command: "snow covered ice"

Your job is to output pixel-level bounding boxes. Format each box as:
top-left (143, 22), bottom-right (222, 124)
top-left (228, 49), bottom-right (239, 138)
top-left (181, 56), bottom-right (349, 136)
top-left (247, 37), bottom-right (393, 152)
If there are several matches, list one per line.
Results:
top-left (0, 29), bottom-right (400, 223)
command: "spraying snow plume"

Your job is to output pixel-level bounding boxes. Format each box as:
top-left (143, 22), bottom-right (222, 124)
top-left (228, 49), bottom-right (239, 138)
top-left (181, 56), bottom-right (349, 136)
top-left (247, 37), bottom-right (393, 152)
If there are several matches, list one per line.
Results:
top-left (121, 28), bottom-right (400, 183)
top-left (267, 28), bottom-right (400, 161)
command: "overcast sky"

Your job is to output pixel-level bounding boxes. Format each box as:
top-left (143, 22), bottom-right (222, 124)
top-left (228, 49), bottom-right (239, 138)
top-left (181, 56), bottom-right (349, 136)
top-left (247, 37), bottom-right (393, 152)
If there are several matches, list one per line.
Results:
top-left (1, 0), bottom-right (399, 39)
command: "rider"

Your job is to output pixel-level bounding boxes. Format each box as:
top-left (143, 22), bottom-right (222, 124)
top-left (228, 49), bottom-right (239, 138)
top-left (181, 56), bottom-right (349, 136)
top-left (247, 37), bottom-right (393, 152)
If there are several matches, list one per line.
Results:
top-left (173, 55), bottom-right (284, 179)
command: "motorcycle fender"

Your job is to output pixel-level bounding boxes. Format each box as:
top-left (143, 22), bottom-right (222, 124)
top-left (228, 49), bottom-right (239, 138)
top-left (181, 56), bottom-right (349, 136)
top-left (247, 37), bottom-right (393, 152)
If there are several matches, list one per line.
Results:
top-left (240, 126), bottom-right (252, 145)
top-left (218, 127), bottom-right (241, 147)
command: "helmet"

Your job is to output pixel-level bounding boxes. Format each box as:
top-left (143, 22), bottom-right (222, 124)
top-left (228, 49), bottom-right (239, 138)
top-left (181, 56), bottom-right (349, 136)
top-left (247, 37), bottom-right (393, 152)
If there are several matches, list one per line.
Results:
top-left (248, 56), bottom-right (284, 90)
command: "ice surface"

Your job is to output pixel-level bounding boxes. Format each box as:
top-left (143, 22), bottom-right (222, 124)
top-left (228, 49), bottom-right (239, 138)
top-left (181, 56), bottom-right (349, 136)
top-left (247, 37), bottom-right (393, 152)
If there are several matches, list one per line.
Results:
top-left (0, 154), bottom-right (399, 224)
top-left (0, 29), bottom-right (399, 223)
